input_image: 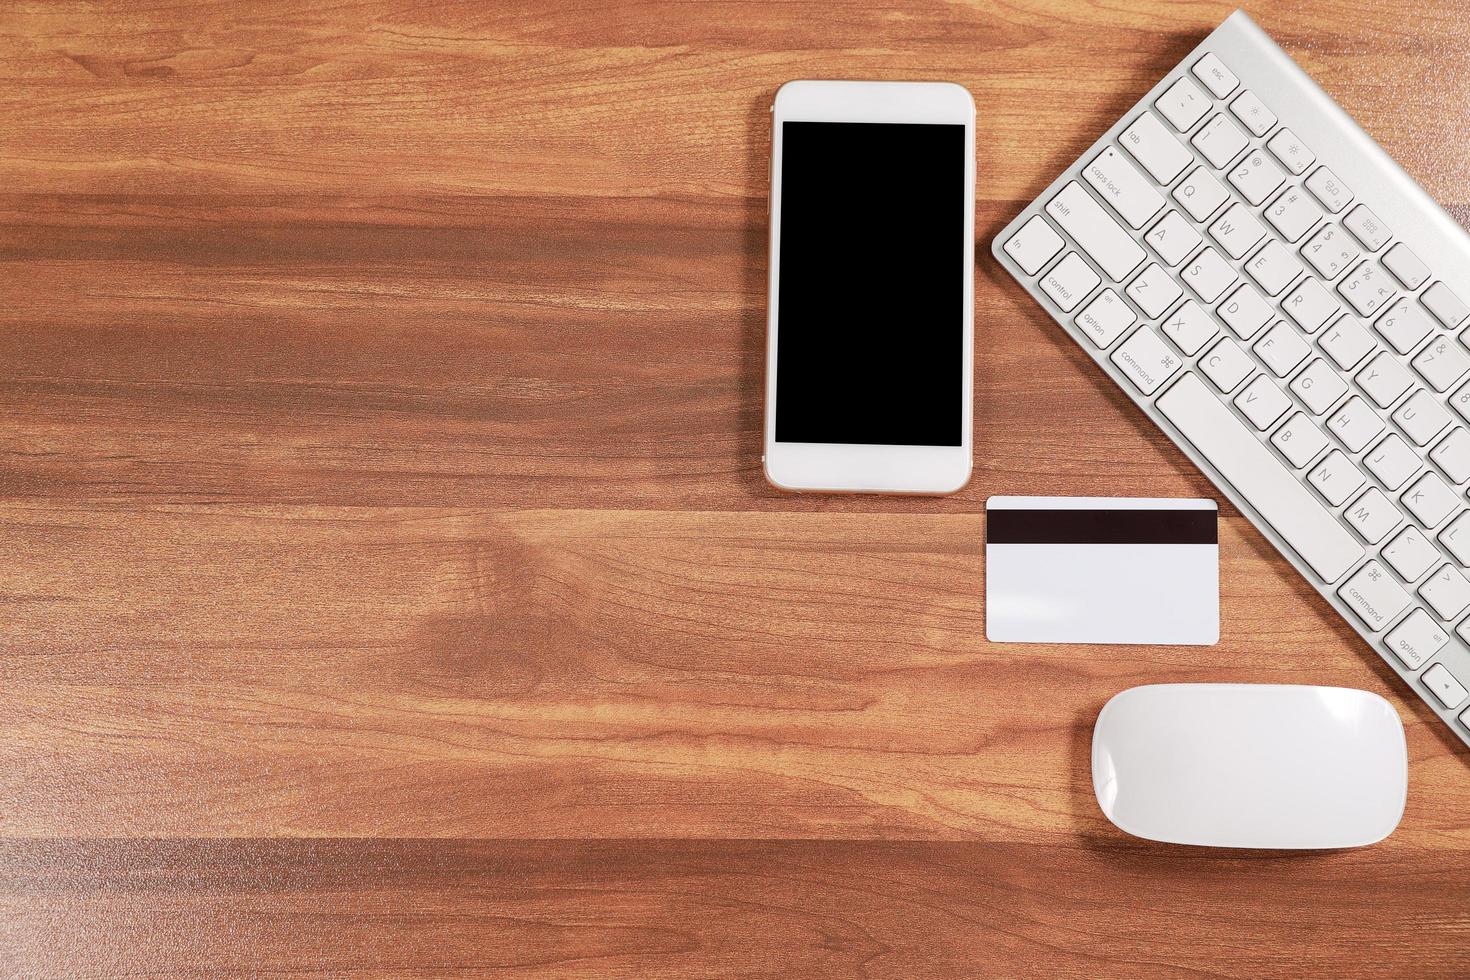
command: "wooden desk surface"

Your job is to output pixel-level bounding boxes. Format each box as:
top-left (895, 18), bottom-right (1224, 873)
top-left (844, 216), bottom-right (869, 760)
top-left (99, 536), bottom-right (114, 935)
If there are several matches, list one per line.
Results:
top-left (4, 1), bottom-right (1470, 975)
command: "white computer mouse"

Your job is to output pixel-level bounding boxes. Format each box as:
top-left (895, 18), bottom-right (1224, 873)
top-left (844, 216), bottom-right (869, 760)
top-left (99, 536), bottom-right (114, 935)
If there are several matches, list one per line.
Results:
top-left (1092, 684), bottom-right (1407, 849)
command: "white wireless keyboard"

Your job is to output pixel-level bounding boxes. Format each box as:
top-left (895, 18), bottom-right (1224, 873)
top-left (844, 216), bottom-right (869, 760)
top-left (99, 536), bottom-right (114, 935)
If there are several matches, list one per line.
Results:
top-left (994, 9), bottom-right (1470, 748)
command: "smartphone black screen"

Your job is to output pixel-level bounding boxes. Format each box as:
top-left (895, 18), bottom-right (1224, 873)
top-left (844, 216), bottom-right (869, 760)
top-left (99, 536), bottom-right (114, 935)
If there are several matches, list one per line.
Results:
top-left (774, 121), bottom-right (965, 446)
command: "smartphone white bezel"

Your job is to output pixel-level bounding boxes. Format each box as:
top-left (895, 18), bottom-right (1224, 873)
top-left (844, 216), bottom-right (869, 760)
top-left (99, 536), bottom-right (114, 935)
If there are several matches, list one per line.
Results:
top-left (763, 79), bottom-right (975, 495)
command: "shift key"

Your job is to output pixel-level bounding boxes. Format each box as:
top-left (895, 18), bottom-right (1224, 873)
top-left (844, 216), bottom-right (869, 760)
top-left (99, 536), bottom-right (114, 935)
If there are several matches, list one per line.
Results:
top-left (1046, 182), bottom-right (1146, 282)
top-left (1157, 373), bottom-right (1363, 583)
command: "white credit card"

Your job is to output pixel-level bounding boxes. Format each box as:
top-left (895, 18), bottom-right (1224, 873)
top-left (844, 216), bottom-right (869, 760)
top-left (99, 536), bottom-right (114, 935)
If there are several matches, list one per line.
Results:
top-left (986, 496), bottom-right (1219, 645)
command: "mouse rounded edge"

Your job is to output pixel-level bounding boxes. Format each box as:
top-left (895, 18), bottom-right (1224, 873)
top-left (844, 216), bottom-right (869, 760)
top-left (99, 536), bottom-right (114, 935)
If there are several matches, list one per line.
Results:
top-left (1091, 683), bottom-right (1408, 849)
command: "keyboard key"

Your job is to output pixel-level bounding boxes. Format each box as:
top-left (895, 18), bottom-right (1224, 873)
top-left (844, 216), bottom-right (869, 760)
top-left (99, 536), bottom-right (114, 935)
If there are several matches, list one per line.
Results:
top-left (1284, 278), bottom-right (1340, 333)
top-left (1155, 76), bottom-right (1212, 131)
top-left (1403, 471), bottom-right (1460, 527)
top-left (1182, 247), bottom-right (1236, 303)
top-left (1430, 428), bottom-right (1470, 484)
top-left (1306, 166), bottom-right (1353, 213)
top-left (1394, 390), bottom-right (1453, 446)
top-left (1319, 316), bottom-right (1375, 371)
top-left (1173, 166), bottom-right (1230, 222)
top-left (1420, 564), bottom-right (1470, 619)
top-left (1383, 525), bottom-right (1439, 580)
top-left (1255, 321), bottom-right (1310, 376)
top-left (1192, 113), bottom-right (1249, 168)
top-left (1439, 509), bottom-right (1470, 562)
top-left (1356, 352), bottom-right (1413, 409)
top-left (1200, 337), bottom-right (1254, 393)
top-left (1289, 358), bottom-right (1347, 414)
top-left (1422, 663), bottom-right (1469, 710)
top-left (1440, 510), bottom-right (1470, 564)
top-left (1264, 186), bottom-right (1325, 244)
top-left (1075, 288), bottom-right (1136, 349)
top-left (1267, 128), bottom-right (1315, 176)
top-left (1327, 396), bottom-right (1384, 453)
top-left (1301, 223), bottom-right (1359, 280)
top-left (1310, 449), bottom-right (1366, 505)
top-left (1272, 412), bottom-right (1329, 468)
top-left (1209, 202), bottom-right (1266, 259)
top-left (1084, 146), bottom-right (1165, 230)
top-left (1144, 210), bottom-right (1201, 267)
top-left (1041, 252), bottom-right (1101, 312)
top-left (1339, 260), bottom-right (1396, 318)
top-left (1218, 284), bottom-right (1273, 339)
top-left (1382, 244), bottom-right (1430, 290)
top-left (1126, 262), bottom-right (1182, 319)
top-left (1451, 379), bottom-right (1470, 424)
top-left (1235, 376), bottom-right (1292, 430)
top-left (1386, 608), bottom-right (1447, 669)
top-left (1227, 149), bottom-right (1285, 206)
top-left (1451, 619), bottom-right (1470, 651)
top-left (1373, 296), bottom-right (1435, 355)
top-left (1245, 240), bottom-right (1304, 296)
top-left (1343, 205), bottom-right (1390, 252)
top-left (1046, 183), bottom-right (1146, 282)
top-left (1229, 90), bottom-right (1276, 137)
top-left (1344, 487), bottom-right (1401, 544)
top-left (1365, 434), bottom-right (1422, 491)
top-left (1161, 300), bottom-right (1218, 356)
top-left (1121, 112), bottom-right (1194, 185)
top-left (1110, 326), bottom-right (1180, 395)
top-left (1412, 336), bottom-right (1470, 392)
top-left (1423, 282), bottom-right (1470, 328)
top-left (1004, 215), bottom-right (1065, 275)
top-left (1192, 53), bottom-right (1239, 98)
top-left (1157, 373), bottom-right (1362, 581)
top-left (1337, 560), bottom-right (1409, 630)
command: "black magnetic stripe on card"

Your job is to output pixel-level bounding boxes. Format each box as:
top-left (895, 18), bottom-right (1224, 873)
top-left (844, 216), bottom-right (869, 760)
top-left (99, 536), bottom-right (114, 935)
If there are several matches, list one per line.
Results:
top-left (987, 508), bottom-right (1217, 545)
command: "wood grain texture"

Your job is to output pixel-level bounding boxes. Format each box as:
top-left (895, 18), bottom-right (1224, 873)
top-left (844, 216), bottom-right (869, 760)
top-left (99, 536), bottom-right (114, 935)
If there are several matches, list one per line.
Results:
top-left (3, 0), bottom-right (1470, 975)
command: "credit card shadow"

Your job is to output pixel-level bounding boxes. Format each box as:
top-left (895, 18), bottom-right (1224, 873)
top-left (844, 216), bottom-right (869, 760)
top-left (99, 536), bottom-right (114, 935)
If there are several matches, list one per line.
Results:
top-left (986, 496), bottom-right (1219, 645)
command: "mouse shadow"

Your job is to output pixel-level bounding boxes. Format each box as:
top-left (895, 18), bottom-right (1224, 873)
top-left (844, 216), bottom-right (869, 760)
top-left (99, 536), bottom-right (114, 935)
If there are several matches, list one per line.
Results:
top-left (1068, 706), bottom-right (1379, 866)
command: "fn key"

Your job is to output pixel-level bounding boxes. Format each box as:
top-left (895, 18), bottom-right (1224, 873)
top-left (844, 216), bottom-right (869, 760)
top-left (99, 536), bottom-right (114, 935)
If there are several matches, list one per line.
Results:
top-left (1004, 215), bottom-right (1064, 275)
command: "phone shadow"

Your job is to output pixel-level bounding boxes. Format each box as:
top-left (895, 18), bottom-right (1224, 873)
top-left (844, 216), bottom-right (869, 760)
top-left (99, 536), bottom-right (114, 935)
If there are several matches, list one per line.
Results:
top-left (735, 92), bottom-right (775, 500)
top-left (733, 89), bottom-right (988, 507)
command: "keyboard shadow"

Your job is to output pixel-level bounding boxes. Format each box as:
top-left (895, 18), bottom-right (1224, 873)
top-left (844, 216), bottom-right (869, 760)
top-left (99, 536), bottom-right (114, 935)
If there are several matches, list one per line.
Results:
top-left (1224, 516), bottom-right (1470, 764)
top-left (980, 26), bottom-right (1208, 245)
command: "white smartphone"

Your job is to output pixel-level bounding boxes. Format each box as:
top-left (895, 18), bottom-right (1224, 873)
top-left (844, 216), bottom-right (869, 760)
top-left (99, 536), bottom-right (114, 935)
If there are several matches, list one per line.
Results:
top-left (763, 79), bottom-right (975, 495)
